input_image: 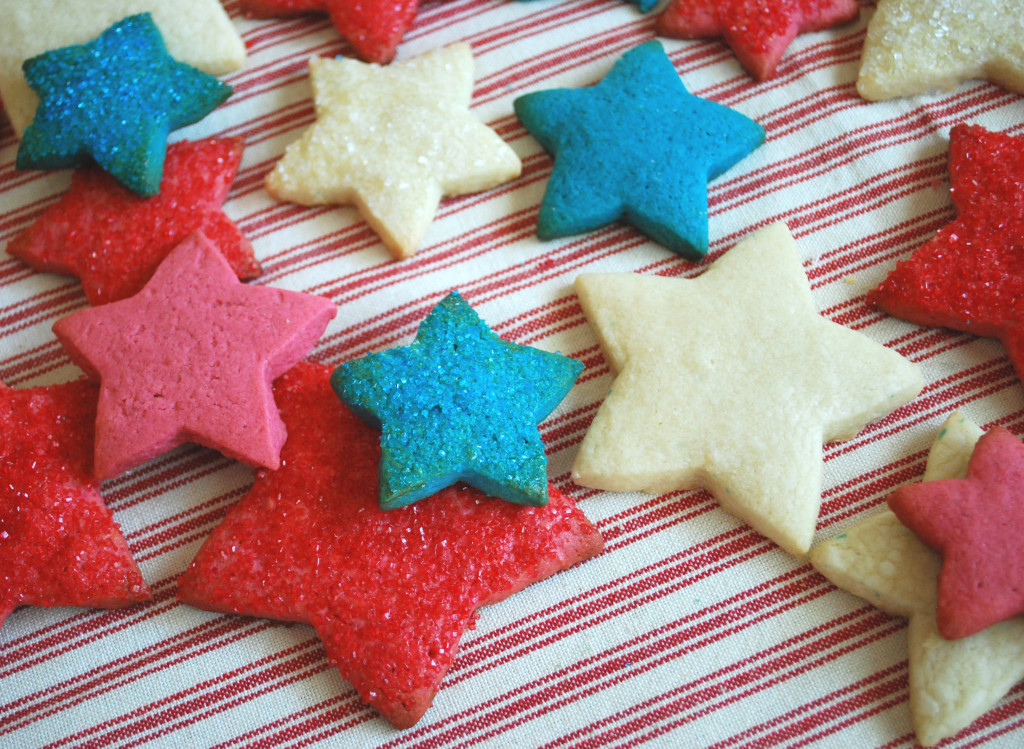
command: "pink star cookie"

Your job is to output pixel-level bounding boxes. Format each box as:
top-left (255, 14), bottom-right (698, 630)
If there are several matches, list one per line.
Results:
top-left (888, 427), bottom-right (1024, 640)
top-left (52, 233), bottom-right (336, 479)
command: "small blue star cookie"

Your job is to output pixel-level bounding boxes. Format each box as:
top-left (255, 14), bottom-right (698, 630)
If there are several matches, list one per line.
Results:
top-left (331, 292), bottom-right (583, 510)
top-left (631, 0), bottom-right (659, 12)
top-left (514, 40), bottom-right (764, 259)
top-left (16, 13), bottom-right (232, 197)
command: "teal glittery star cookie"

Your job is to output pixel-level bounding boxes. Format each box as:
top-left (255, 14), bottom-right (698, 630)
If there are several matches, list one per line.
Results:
top-left (15, 13), bottom-right (232, 197)
top-left (514, 40), bottom-right (764, 259)
top-left (331, 292), bottom-right (583, 510)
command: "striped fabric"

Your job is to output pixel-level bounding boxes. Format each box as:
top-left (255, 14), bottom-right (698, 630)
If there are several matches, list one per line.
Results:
top-left (2, 1), bottom-right (1024, 747)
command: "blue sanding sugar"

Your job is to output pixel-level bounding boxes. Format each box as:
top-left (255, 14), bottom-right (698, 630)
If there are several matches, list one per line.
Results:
top-left (16, 13), bottom-right (232, 197)
top-left (332, 291), bottom-right (584, 510)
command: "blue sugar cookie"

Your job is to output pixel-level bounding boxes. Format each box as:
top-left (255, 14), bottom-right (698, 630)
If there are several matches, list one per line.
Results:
top-left (331, 291), bottom-right (583, 510)
top-left (16, 13), bottom-right (232, 197)
top-left (514, 40), bottom-right (765, 259)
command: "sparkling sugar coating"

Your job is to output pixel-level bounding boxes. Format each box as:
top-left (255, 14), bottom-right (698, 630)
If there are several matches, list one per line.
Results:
top-left (513, 41), bottom-right (764, 259)
top-left (15, 13), bottom-right (232, 197)
top-left (810, 414), bottom-right (1024, 747)
top-left (7, 138), bottom-right (259, 306)
top-left (265, 43), bottom-right (521, 259)
top-left (0, 379), bottom-right (151, 630)
top-left (332, 291), bottom-right (583, 510)
top-left (572, 222), bottom-right (923, 556)
top-left (888, 427), bottom-right (1024, 641)
top-left (519, 0), bottom-right (658, 13)
top-left (868, 125), bottom-right (1024, 388)
top-left (240, 0), bottom-right (425, 64)
top-left (857, 0), bottom-right (1024, 100)
top-left (177, 362), bottom-right (603, 729)
top-left (0, 0), bottom-right (245, 138)
top-left (52, 233), bottom-right (336, 479)
top-left (656, 0), bottom-right (861, 81)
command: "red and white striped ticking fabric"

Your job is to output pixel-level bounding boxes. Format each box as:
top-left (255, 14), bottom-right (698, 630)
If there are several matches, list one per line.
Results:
top-left (2, 2), bottom-right (1023, 747)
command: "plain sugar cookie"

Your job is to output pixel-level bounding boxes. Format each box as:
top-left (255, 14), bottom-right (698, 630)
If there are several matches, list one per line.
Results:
top-left (572, 222), bottom-right (923, 556)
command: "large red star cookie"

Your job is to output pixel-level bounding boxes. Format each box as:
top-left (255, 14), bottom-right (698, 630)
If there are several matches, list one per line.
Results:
top-left (8, 138), bottom-right (259, 306)
top-left (868, 125), bottom-right (1024, 387)
top-left (240, 0), bottom-right (441, 64)
top-left (52, 233), bottom-right (336, 479)
top-left (656, 0), bottom-right (861, 81)
top-left (177, 362), bottom-right (603, 729)
top-left (1, 379), bottom-right (151, 629)
top-left (888, 427), bottom-right (1024, 640)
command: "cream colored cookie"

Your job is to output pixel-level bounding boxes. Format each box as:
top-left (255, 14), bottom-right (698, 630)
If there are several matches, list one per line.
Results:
top-left (265, 43), bottom-right (522, 260)
top-left (858, 0), bottom-right (1024, 101)
top-left (0, 0), bottom-right (246, 138)
top-left (810, 413), bottom-right (1024, 747)
top-left (572, 222), bottom-right (923, 556)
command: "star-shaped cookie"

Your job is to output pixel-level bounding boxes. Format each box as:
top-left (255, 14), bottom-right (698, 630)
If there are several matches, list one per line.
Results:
top-left (332, 291), bottom-right (583, 509)
top-left (868, 125), bottom-right (1024, 388)
top-left (16, 13), bottom-right (233, 197)
top-left (177, 362), bottom-right (603, 729)
top-left (656, 0), bottom-right (862, 81)
top-left (513, 41), bottom-right (764, 260)
top-left (572, 222), bottom-right (923, 556)
top-left (7, 138), bottom-right (259, 306)
top-left (888, 427), bottom-right (1024, 640)
top-left (52, 233), bottom-right (337, 479)
top-left (1, 379), bottom-right (151, 629)
top-left (240, 0), bottom-right (435, 64)
top-left (0, 0), bottom-right (245, 138)
top-left (810, 413), bottom-right (1024, 747)
top-left (624, 0), bottom-right (658, 12)
top-left (265, 43), bottom-right (521, 260)
top-left (519, 0), bottom-right (659, 13)
top-left (857, 0), bottom-right (1024, 100)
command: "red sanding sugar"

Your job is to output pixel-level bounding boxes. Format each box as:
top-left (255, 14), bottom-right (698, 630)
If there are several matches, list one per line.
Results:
top-left (240, 0), bottom-right (424, 64)
top-left (177, 361), bottom-right (603, 728)
top-left (657, 0), bottom-right (861, 80)
top-left (7, 138), bottom-right (259, 306)
top-left (0, 379), bottom-right (151, 628)
top-left (868, 124), bottom-right (1024, 382)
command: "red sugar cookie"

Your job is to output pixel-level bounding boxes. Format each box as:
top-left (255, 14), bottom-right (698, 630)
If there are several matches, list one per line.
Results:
top-left (178, 362), bottom-right (604, 728)
top-left (887, 427), bottom-right (1024, 640)
top-left (656, 0), bottom-right (861, 81)
top-left (868, 124), bottom-right (1024, 387)
top-left (240, 0), bottom-right (440, 64)
top-left (8, 138), bottom-right (259, 306)
top-left (0, 379), bottom-right (151, 629)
